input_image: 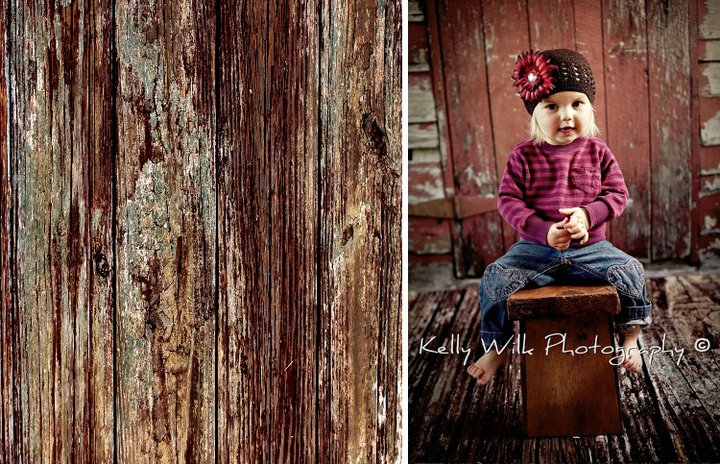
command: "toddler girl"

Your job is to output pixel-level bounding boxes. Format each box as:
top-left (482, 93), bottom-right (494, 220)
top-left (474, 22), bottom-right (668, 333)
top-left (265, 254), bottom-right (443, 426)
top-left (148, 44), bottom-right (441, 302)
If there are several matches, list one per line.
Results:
top-left (466, 49), bottom-right (652, 385)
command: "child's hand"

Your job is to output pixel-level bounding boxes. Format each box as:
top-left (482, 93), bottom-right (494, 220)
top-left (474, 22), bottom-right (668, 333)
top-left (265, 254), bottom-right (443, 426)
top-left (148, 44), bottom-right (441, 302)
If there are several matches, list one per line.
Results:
top-left (547, 218), bottom-right (572, 250)
top-left (559, 207), bottom-right (590, 245)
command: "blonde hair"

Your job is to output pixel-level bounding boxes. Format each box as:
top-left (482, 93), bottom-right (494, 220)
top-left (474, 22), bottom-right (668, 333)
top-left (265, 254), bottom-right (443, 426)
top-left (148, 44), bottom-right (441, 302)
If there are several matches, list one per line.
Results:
top-left (529, 103), bottom-right (600, 144)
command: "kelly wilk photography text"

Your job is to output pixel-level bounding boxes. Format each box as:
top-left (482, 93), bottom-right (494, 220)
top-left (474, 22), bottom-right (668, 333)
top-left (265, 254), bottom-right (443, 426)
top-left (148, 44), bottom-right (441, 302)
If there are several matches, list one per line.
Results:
top-left (417, 332), bottom-right (713, 367)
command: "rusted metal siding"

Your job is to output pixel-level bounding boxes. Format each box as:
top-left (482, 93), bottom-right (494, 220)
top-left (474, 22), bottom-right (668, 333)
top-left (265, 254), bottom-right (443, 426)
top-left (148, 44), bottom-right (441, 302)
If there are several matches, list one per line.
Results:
top-left (0, 1), bottom-right (401, 463)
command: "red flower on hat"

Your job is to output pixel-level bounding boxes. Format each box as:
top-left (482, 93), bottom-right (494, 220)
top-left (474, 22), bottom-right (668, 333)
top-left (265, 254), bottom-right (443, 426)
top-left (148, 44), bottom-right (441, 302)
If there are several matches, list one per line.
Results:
top-left (512, 50), bottom-right (557, 102)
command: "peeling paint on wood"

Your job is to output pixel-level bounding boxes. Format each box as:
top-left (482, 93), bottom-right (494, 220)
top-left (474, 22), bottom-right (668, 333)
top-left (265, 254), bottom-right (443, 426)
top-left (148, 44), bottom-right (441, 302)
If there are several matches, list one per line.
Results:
top-left (701, 174), bottom-right (720, 196)
top-left (411, 147), bottom-right (441, 163)
top-left (409, 218), bottom-right (453, 254)
top-left (699, 0), bottom-right (720, 39)
top-left (648, 0), bottom-right (692, 260)
top-left (409, 22), bottom-right (430, 72)
top-left (604, 0), bottom-right (652, 258)
top-left (115, 0), bottom-right (217, 461)
top-left (409, 122), bottom-right (440, 149)
top-left (435, 0), bottom-right (506, 277)
top-left (411, 0), bottom-right (700, 274)
top-left (409, 0), bottom-right (425, 22)
top-left (700, 63), bottom-right (720, 96)
top-left (409, 72), bottom-right (437, 123)
top-left (700, 145), bottom-right (720, 173)
top-left (700, 39), bottom-right (720, 60)
top-left (409, 161), bottom-right (445, 204)
top-left (700, 98), bottom-right (720, 146)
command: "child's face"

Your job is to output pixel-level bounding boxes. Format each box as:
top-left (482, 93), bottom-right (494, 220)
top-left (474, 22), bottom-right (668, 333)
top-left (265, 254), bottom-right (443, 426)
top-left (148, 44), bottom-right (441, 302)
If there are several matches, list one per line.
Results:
top-left (534, 91), bottom-right (592, 145)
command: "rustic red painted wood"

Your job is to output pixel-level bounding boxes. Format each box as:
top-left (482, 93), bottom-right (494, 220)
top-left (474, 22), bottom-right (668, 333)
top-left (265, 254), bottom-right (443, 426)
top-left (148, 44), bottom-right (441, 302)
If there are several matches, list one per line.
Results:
top-left (434, 0), bottom-right (506, 277)
top-left (691, 0), bottom-right (700, 264)
top-left (527, 0), bottom-right (576, 51)
top-left (602, 0), bottom-right (652, 258)
top-left (700, 97), bottom-right (720, 146)
top-left (410, 22), bottom-right (430, 70)
top-left (425, 0), bottom-right (457, 210)
top-left (700, 146), bottom-right (720, 172)
top-left (574, 0), bottom-right (608, 141)
top-left (481, 0), bottom-right (531, 254)
top-left (409, 218), bottom-right (452, 255)
top-left (699, 0), bottom-right (720, 40)
top-left (647, 0), bottom-right (692, 260)
top-left (409, 158), bottom-right (443, 194)
top-left (699, 39), bottom-right (720, 61)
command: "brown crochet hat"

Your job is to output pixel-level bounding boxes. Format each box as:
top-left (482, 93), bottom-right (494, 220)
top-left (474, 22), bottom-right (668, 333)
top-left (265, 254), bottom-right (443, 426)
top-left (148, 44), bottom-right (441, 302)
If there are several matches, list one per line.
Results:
top-left (512, 49), bottom-right (596, 114)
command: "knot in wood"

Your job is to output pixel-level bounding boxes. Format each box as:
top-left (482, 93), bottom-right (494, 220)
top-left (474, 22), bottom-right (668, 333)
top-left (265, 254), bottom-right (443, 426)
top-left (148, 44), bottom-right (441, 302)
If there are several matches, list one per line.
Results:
top-left (94, 253), bottom-right (111, 278)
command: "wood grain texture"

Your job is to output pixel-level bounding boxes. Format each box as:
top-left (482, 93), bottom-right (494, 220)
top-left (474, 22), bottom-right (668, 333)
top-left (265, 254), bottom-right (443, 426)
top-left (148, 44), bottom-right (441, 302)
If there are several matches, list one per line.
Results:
top-left (436, 0), bottom-right (505, 277)
top-left (0, 2), bottom-right (14, 462)
top-left (480, 0), bottom-right (530, 255)
top-left (410, 275), bottom-right (720, 461)
top-left (114, 0), bottom-right (216, 461)
top-left (319, 1), bottom-right (402, 461)
top-left (603, 0), bottom-right (652, 258)
top-left (647, 0), bottom-right (692, 261)
top-left (522, 315), bottom-right (622, 437)
top-left (88, 0), bottom-right (116, 461)
top-left (527, 0), bottom-right (576, 51)
top-left (216, 3), bottom-right (271, 463)
top-left (3, 1), bottom-right (401, 461)
top-left (8, 1), bottom-right (94, 462)
top-left (507, 285), bottom-right (620, 319)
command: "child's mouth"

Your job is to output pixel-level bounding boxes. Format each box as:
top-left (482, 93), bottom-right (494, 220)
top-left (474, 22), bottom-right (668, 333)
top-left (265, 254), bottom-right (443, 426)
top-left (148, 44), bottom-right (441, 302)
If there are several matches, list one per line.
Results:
top-left (560, 127), bottom-right (575, 134)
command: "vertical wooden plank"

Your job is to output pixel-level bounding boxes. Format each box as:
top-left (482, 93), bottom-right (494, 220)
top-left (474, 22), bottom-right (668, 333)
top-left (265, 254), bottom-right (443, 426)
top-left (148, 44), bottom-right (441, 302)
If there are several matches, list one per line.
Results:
top-left (435, 0), bottom-right (504, 277)
top-left (693, 0), bottom-right (703, 263)
top-left (574, 0), bottom-right (609, 138)
top-left (319, 0), bottom-right (402, 461)
top-left (217, 2), bottom-right (271, 462)
top-left (425, 0), bottom-right (456, 200)
top-left (0, 1), bottom-right (14, 462)
top-left (66, 1), bottom-right (92, 462)
top-left (266, 0), bottom-right (319, 461)
top-left (647, 0), bottom-right (692, 260)
top-left (115, 0), bottom-right (216, 461)
top-left (603, 0), bottom-right (651, 258)
top-left (482, 0), bottom-right (531, 252)
top-left (527, 0), bottom-right (576, 50)
top-left (8, 1), bottom-right (97, 461)
top-left (88, 0), bottom-right (115, 461)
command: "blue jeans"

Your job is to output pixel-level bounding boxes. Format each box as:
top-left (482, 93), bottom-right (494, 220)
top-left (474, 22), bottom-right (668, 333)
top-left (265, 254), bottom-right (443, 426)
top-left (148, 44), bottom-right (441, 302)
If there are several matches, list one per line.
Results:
top-left (479, 240), bottom-right (652, 348)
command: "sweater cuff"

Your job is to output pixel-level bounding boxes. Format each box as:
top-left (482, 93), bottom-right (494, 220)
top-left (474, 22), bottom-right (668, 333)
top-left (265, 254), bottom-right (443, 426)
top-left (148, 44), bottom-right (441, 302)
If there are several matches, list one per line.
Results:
top-left (523, 214), bottom-right (555, 245)
top-left (583, 201), bottom-right (612, 228)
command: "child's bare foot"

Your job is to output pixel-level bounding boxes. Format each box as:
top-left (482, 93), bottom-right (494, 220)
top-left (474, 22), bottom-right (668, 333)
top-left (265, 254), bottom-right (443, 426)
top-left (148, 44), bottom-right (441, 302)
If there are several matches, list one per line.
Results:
top-left (621, 326), bottom-right (643, 374)
top-left (466, 350), bottom-right (508, 385)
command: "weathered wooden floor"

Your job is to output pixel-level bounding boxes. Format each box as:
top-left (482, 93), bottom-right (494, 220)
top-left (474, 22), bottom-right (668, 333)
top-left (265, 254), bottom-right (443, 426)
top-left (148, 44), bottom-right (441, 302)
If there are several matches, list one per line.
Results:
top-left (409, 271), bottom-right (720, 463)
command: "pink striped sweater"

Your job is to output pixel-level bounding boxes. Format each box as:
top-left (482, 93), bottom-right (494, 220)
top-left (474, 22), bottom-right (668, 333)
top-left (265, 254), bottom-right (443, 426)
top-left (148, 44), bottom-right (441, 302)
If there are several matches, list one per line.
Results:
top-left (498, 137), bottom-right (629, 246)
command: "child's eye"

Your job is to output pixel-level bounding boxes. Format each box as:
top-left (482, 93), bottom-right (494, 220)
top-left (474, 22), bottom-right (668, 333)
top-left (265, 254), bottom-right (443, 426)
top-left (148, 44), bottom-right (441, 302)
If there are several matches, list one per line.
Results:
top-left (545, 104), bottom-right (557, 110)
top-left (572, 101), bottom-right (584, 108)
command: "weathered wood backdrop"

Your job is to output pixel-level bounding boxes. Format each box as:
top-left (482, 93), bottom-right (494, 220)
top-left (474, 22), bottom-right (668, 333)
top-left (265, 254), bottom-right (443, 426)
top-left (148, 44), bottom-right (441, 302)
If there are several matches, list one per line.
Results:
top-left (0, 0), bottom-right (401, 462)
top-left (409, 0), bottom-right (720, 279)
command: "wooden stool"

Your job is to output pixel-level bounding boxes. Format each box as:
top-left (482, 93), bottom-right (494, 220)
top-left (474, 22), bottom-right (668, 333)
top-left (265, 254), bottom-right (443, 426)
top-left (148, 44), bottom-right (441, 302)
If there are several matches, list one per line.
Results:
top-left (507, 285), bottom-right (623, 437)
